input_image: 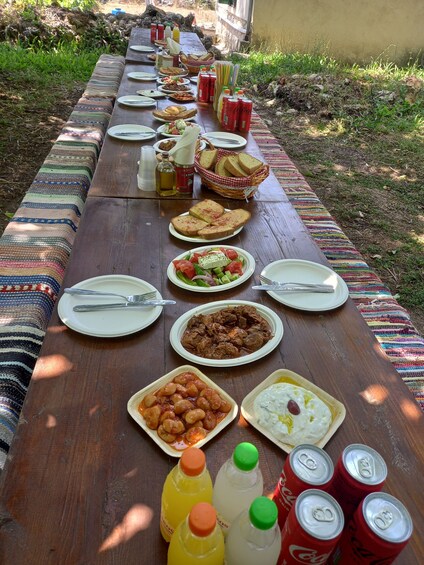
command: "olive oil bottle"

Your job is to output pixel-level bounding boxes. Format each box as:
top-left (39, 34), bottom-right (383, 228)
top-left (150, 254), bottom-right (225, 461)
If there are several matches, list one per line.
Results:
top-left (156, 152), bottom-right (176, 197)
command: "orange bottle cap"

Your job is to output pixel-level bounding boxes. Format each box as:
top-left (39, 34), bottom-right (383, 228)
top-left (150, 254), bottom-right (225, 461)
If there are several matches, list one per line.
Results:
top-left (189, 503), bottom-right (216, 537)
top-left (180, 447), bottom-right (205, 476)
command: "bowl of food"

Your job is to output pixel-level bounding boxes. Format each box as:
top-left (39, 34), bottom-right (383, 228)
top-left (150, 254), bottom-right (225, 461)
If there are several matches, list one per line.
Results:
top-left (157, 120), bottom-right (199, 137)
top-left (127, 365), bottom-right (238, 457)
top-left (241, 369), bottom-right (346, 453)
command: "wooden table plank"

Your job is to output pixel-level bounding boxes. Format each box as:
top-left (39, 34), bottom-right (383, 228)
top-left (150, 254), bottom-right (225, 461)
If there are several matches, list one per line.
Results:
top-left (0, 197), bottom-right (423, 564)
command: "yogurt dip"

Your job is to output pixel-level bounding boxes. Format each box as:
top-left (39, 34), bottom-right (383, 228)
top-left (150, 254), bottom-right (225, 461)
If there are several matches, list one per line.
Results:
top-left (253, 383), bottom-right (332, 446)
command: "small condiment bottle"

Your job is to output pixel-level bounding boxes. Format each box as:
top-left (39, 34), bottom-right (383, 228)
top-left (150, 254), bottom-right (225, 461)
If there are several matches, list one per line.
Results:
top-left (156, 152), bottom-right (176, 197)
top-left (172, 24), bottom-right (180, 43)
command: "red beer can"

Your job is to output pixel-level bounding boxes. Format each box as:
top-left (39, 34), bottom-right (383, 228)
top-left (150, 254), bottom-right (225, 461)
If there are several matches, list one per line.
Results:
top-left (150, 23), bottom-right (157, 43)
top-left (328, 444), bottom-right (387, 524)
top-left (175, 163), bottom-right (195, 195)
top-left (208, 73), bottom-right (216, 104)
top-left (278, 489), bottom-right (344, 565)
top-left (273, 444), bottom-right (334, 529)
top-left (330, 492), bottom-right (413, 564)
top-left (157, 23), bottom-right (164, 40)
top-left (238, 97), bottom-right (253, 132)
top-left (222, 97), bottom-right (238, 132)
top-left (197, 71), bottom-right (210, 103)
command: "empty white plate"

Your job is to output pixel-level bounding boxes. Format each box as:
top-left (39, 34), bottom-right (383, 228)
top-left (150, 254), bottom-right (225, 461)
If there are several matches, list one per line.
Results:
top-left (117, 95), bottom-right (156, 108)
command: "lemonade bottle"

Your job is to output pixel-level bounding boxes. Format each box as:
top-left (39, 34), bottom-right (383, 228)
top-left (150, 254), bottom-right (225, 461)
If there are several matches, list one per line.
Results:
top-left (212, 442), bottom-right (263, 535)
top-left (172, 24), bottom-right (180, 43)
top-left (168, 502), bottom-right (225, 565)
top-left (160, 447), bottom-right (213, 542)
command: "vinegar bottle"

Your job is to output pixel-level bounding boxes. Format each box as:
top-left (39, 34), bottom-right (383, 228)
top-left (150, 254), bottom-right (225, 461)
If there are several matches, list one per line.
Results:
top-left (168, 502), bottom-right (225, 565)
top-left (212, 442), bottom-right (263, 535)
top-left (155, 152), bottom-right (176, 197)
top-left (225, 497), bottom-right (281, 565)
top-left (160, 447), bottom-right (213, 542)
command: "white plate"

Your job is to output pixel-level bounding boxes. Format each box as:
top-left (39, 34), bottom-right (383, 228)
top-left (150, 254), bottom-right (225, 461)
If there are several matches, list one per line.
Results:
top-left (189, 77), bottom-right (198, 84)
top-left (153, 139), bottom-right (206, 153)
top-left (159, 70), bottom-right (188, 78)
top-left (117, 95), bottom-right (156, 108)
top-left (153, 115), bottom-right (197, 124)
top-left (241, 369), bottom-right (346, 453)
top-left (158, 84), bottom-right (193, 94)
top-left (107, 124), bottom-right (156, 141)
top-left (170, 300), bottom-right (284, 367)
top-left (167, 245), bottom-right (255, 293)
top-left (136, 89), bottom-right (167, 99)
top-left (130, 45), bottom-right (156, 53)
top-left (58, 275), bottom-right (163, 337)
top-left (157, 77), bottom-right (190, 86)
top-left (127, 365), bottom-right (238, 457)
top-left (202, 132), bottom-right (247, 149)
top-left (261, 259), bottom-right (349, 312)
top-left (169, 211), bottom-right (244, 243)
top-left (157, 123), bottom-right (200, 138)
top-left (128, 71), bottom-right (158, 81)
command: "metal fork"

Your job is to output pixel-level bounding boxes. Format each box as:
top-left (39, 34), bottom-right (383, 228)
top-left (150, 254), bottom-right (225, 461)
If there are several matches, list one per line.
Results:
top-left (112, 131), bottom-right (155, 137)
top-left (64, 288), bottom-right (157, 304)
top-left (259, 274), bottom-right (334, 290)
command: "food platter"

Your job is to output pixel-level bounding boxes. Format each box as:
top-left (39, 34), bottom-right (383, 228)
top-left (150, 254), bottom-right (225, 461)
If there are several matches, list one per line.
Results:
top-left (170, 300), bottom-right (284, 367)
top-left (127, 365), bottom-right (238, 457)
top-left (260, 259), bottom-right (349, 312)
top-left (157, 77), bottom-right (190, 86)
top-left (156, 123), bottom-right (199, 138)
top-left (167, 245), bottom-right (255, 293)
top-left (153, 138), bottom-right (206, 153)
top-left (58, 275), bottom-right (163, 337)
top-left (158, 84), bottom-right (193, 94)
top-left (241, 369), bottom-right (346, 453)
top-left (168, 92), bottom-right (196, 103)
top-left (169, 211), bottom-right (244, 243)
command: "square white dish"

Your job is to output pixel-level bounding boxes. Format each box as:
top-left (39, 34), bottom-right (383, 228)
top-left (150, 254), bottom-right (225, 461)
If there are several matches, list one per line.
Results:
top-left (241, 368), bottom-right (346, 453)
top-left (128, 365), bottom-right (238, 457)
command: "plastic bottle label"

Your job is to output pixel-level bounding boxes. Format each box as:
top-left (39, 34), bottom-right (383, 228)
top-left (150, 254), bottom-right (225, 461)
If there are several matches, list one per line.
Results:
top-left (160, 511), bottom-right (175, 542)
top-left (217, 512), bottom-right (231, 532)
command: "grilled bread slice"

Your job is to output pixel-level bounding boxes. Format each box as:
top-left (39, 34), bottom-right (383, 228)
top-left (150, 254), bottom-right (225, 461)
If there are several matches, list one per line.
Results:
top-left (224, 155), bottom-right (249, 178)
top-left (238, 153), bottom-right (263, 175)
top-left (189, 199), bottom-right (225, 224)
top-left (211, 209), bottom-right (251, 230)
top-left (199, 149), bottom-right (218, 170)
top-left (197, 224), bottom-right (236, 240)
top-left (171, 215), bottom-right (209, 237)
top-left (215, 156), bottom-right (233, 177)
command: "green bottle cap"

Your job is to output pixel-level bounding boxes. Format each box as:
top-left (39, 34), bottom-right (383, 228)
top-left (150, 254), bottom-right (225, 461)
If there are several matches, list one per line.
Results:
top-left (233, 442), bottom-right (259, 471)
top-left (249, 497), bottom-right (278, 530)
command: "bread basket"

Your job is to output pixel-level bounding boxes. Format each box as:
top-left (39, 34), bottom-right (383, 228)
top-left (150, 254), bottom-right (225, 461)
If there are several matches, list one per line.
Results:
top-left (180, 53), bottom-right (215, 75)
top-left (194, 148), bottom-right (269, 200)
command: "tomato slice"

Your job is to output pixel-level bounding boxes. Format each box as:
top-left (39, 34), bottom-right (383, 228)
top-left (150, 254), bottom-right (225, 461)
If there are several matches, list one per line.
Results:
top-left (177, 260), bottom-right (196, 279)
top-left (223, 248), bottom-right (238, 260)
top-left (226, 261), bottom-right (243, 276)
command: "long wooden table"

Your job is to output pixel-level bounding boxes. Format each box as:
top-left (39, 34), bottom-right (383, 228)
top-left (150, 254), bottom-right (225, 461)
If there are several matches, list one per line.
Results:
top-left (0, 32), bottom-right (423, 564)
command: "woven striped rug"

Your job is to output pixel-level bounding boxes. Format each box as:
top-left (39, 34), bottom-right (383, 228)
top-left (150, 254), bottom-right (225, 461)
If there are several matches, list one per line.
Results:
top-left (250, 112), bottom-right (424, 410)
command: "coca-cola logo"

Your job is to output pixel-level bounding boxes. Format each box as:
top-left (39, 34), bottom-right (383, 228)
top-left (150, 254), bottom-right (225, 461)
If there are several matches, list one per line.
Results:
top-left (278, 472), bottom-right (296, 506)
top-left (289, 545), bottom-right (331, 564)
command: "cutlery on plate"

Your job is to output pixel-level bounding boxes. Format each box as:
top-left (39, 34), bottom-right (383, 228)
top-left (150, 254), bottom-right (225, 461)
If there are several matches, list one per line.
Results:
top-left (112, 131), bottom-right (155, 137)
top-left (252, 285), bottom-right (334, 293)
top-left (259, 274), bottom-right (334, 291)
top-left (73, 300), bottom-right (176, 312)
top-left (203, 135), bottom-right (240, 144)
top-left (64, 288), bottom-right (157, 303)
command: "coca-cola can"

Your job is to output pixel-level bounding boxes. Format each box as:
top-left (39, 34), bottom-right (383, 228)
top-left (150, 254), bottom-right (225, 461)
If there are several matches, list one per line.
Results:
top-left (273, 444), bottom-right (334, 529)
top-left (197, 72), bottom-right (210, 103)
top-left (175, 163), bottom-right (195, 195)
top-left (238, 97), bottom-right (253, 132)
top-left (208, 74), bottom-right (216, 104)
top-left (278, 489), bottom-right (344, 565)
top-left (328, 444), bottom-right (387, 523)
top-left (150, 23), bottom-right (157, 43)
top-left (222, 97), bottom-right (238, 132)
top-left (157, 23), bottom-right (164, 40)
top-left (330, 492), bottom-right (413, 564)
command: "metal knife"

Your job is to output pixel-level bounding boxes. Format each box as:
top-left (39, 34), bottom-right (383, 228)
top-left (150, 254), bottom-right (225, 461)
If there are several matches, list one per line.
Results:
top-left (252, 285), bottom-right (334, 293)
top-left (73, 300), bottom-right (176, 312)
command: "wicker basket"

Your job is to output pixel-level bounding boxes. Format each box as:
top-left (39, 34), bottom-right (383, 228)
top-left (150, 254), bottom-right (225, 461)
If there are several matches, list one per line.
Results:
top-left (194, 148), bottom-right (269, 200)
top-left (180, 53), bottom-right (215, 75)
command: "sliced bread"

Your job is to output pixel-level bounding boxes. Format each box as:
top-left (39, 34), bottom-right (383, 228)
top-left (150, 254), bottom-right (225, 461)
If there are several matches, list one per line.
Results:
top-left (189, 199), bottom-right (225, 223)
top-left (224, 155), bottom-right (249, 178)
top-left (211, 209), bottom-right (251, 230)
top-left (199, 149), bottom-right (218, 170)
top-left (197, 224), bottom-right (236, 240)
top-left (171, 215), bottom-right (209, 237)
top-left (215, 156), bottom-right (233, 177)
top-left (238, 153), bottom-right (263, 175)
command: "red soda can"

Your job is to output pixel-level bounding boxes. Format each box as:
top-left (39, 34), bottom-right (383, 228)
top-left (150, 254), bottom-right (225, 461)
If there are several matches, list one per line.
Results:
top-left (223, 97), bottom-right (238, 132)
top-left (238, 97), bottom-right (253, 132)
top-left (328, 444), bottom-right (387, 524)
top-left (150, 23), bottom-right (157, 43)
top-left (208, 74), bottom-right (216, 104)
top-left (278, 489), bottom-right (344, 565)
top-left (197, 72), bottom-right (210, 103)
top-left (273, 444), bottom-right (334, 529)
top-left (157, 23), bottom-right (164, 40)
top-left (175, 163), bottom-right (195, 195)
top-left (330, 492), bottom-right (413, 564)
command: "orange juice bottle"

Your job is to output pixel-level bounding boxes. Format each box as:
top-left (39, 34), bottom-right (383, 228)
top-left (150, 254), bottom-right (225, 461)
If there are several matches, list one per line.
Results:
top-left (160, 447), bottom-right (213, 542)
top-left (168, 502), bottom-right (225, 565)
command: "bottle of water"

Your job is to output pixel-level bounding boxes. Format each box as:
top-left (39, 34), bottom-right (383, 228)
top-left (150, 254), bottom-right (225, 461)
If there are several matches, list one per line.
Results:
top-left (225, 497), bottom-right (281, 565)
top-left (164, 22), bottom-right (172, 40)
top-left (212, 442), bottom-right (263, 535)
